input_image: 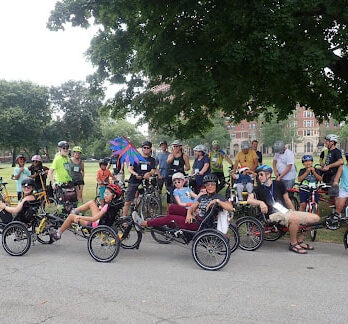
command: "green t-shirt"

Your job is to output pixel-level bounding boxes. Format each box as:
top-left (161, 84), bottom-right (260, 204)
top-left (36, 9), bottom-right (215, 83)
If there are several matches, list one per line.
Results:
top-left (209, 150), bottom-right (225, 173)
top-left (51, 154), bottom-right (72, 184)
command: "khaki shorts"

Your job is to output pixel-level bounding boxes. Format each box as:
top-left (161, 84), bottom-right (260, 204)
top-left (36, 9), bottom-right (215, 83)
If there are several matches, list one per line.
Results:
top-left (269, 211), bottom-right (308, 227)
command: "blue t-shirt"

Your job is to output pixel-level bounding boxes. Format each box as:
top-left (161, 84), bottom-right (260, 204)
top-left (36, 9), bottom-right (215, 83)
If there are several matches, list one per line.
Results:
top-left (340, 165), bottom-right (348, 192)
top-left (156, 151), bottom-right (170, 178)
top-left (193, 155), bottom-right (211, 187)
top-left (13, 167), bottom-right (31, 192)
top-left (173, 187), bottom-right (196, 206)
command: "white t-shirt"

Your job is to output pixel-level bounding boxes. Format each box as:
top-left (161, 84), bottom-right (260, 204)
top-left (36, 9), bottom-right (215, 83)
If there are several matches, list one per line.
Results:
top-left (273, 149), bottom-right (296, 181)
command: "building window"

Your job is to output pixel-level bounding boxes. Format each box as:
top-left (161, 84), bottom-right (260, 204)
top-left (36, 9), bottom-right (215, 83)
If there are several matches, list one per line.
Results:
top-left (230, 133), bottom-right (236, 139)
top-left (303, 111), bottom-right (314, 118)
top-left (324, 121), bottom-right (329, 128)
top-left (305, 142), bottom-right (313, 153)
top-left (241, 124), bottom-right (244, 129)
top-left (304, 129), bottom-right (314, 136)
top-left (243, 132), bottom-right (248, 138)
top-left (303, 120), bottom-right (314, 127)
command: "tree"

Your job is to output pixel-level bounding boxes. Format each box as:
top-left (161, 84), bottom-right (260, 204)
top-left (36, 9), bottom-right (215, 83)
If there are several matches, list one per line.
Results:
top-left (0, 80), bottom-right (51, 165)
top-left (48, 1), bottom-right (348, 138)
top-left (50, 80), bottom-right (103, 145)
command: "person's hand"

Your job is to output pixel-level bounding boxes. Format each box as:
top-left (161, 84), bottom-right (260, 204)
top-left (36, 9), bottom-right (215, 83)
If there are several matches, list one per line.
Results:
top-left (74, 215), bottom-right (80, 223)
top-left (310, 167), bottom-right (315, 172)
top-left (259, 202), bottom-right (268, 214)
top-left (136, 174), bottom-right (142, 180)
top-left (52, 183), bottom-right (57, 190)
top-left (333, 181), bottom-right (339, 186)
top-left (207, 199), bottom-right (219, 210)
top-left (0, 201), bottom-right (6, 210)
top-left (322, 165), bottom-right (330, 171)
top-left (276, 176), bottom-right (281, 181)
top-left (185, 214), bottom-right (195, 224)
top-left (143, 173), bottom-right (150, 180)
top-left (158, 175), bottom-right (163, 180)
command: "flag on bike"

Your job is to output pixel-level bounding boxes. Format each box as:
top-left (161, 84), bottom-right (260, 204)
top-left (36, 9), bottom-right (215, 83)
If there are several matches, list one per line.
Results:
top-left (109, 136), bottom-right (146, 167)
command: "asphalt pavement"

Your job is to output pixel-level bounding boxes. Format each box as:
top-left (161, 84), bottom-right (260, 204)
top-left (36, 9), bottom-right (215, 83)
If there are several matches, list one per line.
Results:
top-left (0, 232), bottom-right (348, 324)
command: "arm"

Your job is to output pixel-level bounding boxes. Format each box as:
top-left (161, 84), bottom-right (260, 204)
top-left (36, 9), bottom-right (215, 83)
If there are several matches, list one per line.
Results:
top-left (13, 168), bottom-right (24, 180)
top-left (185, 201), bottom-right (199, 223)
top-left (278, 164), bottom-right (292, 180)
top-left (328, 158), bottom-right (344, 170)
top-left (283, 192), bottom-right (295, 210)
top-left (81, 161), bottom-right (85, 178)
top-left (333, 165), bottom-right (343, 186)
top-left (183, 154), bottom-right (190, 171)
top-left (247, 193), bottom-right (268, 214)
top-left (199, 162), bottom-right (210, 175)
top-left (207, 198), bottom-right (234, 212)
top-left (167, 153), bottom-right (175, 164)
top-left (273, 159), bottom-right (278, 177)
top-left (76, 206), bottom-right (107, 223)
top-left (232, 156), bottom-right (239, 174)
top-left (1, 196), bottom-right (35, 214)
top-left (224, 155), bottom-right (233, 165)
top-left (252, 157), bottom-right (258, 171)
top-left (48, 168), bottom-right (55, 184)
top-left (298, 169), bottom-right (310, 182)
top-left (311, 168), bottom-right (323, 182)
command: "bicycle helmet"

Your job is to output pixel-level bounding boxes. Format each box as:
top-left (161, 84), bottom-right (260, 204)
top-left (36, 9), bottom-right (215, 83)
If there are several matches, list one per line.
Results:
top-left (240, 141), bottom-right (250, 150)
top-left (301, 155), bottom-right (313, 163)
top-left (159, 140), bottom-right (167, 146)
top-left (31, 155), bottom-right (42, 162)
top-left (193, 144), bottom-right (207, 153)
top-left (99, 159), bottom-right (108, 166)
top-left (106, 183), bottom-right (122, 197)
top-left (212, 140), bottom-right (219, 146)
top-left (171, 140), bottom-right (182, 146)
top-left (141, 141), bottom-right (152, 148)
top-left (256, 165), bottom-right (273, 174)
top-left (325, 134), bottom-right (339, 143)
top-left (15, 154), bottom-right (26, 162)
top-left (72, 146), bottom-right (82, 153)
top-left (58, 140), bottom-right (69, 148)
top-left (21, 178), bottom-right (35, 187)
top-left (203, 174), bottom-right (218, 184)
top-left (273, 140), bottom-right (285, 153)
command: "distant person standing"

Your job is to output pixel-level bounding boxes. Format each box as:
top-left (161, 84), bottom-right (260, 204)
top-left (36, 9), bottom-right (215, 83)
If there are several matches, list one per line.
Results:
top-left (107, 150), bottom-right (124, 185)
top-left (156, 140), bottom-right (170, 194)
top-left (273, 140), bottom-right (296, 189)
top-left (70, 146), bottom-right (85, 203)
top-left (12, 154), bottom-right (31, 200)
top-left (28, 155), bottom-right (49, 191)
top-left (252, 140), bottom-right (263, 165)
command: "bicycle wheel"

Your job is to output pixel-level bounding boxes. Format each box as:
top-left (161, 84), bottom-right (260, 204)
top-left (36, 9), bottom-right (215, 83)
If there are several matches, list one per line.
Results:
top-left (33, 218), bottom-right (54, 244)
top-left (2, 222), bottom-right (31, 256)
top-left (263, 223), bottom-right (283, 241)
top-left (289, 194), bottom-right (299, 211)
top-left (310, 205), bottom-right (317, 242)
top-left (344, 229), bottom-right (348, 249)
top-left (150, 227), bottom-right (174, 244)
top-left (114, 218), bottom-right (142, 249)
top-left (41, 197), bottom-right (58, 214)
top-left (87, 225), bottom-right (120, 262)
top-left (226, 224), bottom-right (240, 253)
top-left (192, 230), bottom-right (230, 271)
top-left (236, 217), bottom-right (264, 251)
top-left (140, 196), bottom-right (162, 219)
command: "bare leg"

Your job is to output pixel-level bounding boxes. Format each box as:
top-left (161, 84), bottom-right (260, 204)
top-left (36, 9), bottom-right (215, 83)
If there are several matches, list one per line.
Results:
top-left (122, 201), bottom-right (131, 217)
top-left (75, 185), bottom-right (84, 203)
top-left (335, 197), bottom-right (347, 214)
top-left (299, 202), bottom-right (306, 212)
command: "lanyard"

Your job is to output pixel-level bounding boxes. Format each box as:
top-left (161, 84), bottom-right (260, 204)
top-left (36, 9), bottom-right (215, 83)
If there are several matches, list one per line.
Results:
top-left (264, 182), bottom-right (275, 204)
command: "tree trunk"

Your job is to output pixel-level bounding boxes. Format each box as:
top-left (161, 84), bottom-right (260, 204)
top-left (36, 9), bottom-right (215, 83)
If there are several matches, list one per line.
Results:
top-left (11, 147), bottom-right (16, 167)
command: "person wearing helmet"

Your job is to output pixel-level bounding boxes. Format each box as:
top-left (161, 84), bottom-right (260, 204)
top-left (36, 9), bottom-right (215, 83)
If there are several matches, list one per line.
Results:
top-left (132, 174), bottom-right (233, 234)
top-left (122, 141), bottom-right (156, 217)
top-left (191, 144), bottom-right (210, 193)
top-left (233, 166), bottom-right (255, 201)
top-left (272, 140), bottom-right (296, 189)
top-left (12, 154), bottom-right (31, 200)
top-left (298, 155), bottom-right (323, 212)
top-left (28, 155), bottom-right (49, 191)
top-left (167, 140), bottom-right (190, 201)
top-left (155, 140), bottom-right (170, 197)
top-left (48, 141), bottom-right (73, 189)
top-left (209, 140), bottom-right (233, 192)
top-left (172, 172), bottom-right (202, 208)
top-left (248, 165), bottom-right (320, 254)
top-left (70, 146), bottom-right (85, 203)
top-left (331, 152), bottom-right (348, 220)
top-left (96, 159), bottom-right (115, 206)
top-left (231, 141), bottom-right (258, 177)
top-left (0, 178), bottom-right (37, 224)
top-left (51, 183), bottom-right (123, 241)
top-left (320, 134), bottom-right (343, 184)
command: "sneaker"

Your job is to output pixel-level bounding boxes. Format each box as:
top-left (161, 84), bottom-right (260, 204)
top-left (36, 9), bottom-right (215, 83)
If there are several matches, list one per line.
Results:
top-left (50, 229), bottom-right (61, 241)
top-left (132, 211), bottom-right (144, 230)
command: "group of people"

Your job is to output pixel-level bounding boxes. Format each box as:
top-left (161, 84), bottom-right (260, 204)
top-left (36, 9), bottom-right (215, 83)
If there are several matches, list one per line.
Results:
top-left (2, 134), bottom-right (348, 255)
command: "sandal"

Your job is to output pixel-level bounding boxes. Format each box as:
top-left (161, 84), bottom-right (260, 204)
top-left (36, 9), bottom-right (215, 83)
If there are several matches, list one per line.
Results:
top-left (297, 241), bottom-right (314, 250)
top-left (289, 243), bottom-right (307, 254)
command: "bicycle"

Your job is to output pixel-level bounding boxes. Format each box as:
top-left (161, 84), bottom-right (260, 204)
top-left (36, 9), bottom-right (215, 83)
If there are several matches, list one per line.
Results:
top-left (33, 171), bottom-right (58, 214)
top-left (0, 177), bottom-right (18, 206)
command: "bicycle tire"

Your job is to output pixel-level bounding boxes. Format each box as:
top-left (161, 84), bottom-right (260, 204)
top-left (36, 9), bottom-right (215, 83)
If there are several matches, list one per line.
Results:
top-left (343, 229), bottom-right (348, 249)
top-left (192, 229), bottom-right (230, 271)
top-left (33, 219), bottom-right (54, 244)
top-left (113, 217), bottom-right (142, 249)
top-left (2, 222), bottom-right (32, 256)
top-left (289, 194), bottom-right (299, 211)
top-left (87, 225), bottom-right (120, 262)
top-left (263, 223), bottom-right (284, 241)
top-left (140, 196), bottom-right (162, 220)
top-left (310, 205), bottom-right (317, 242)
top-left (236, 216), bottom-right (264, 251)
top-left (150, 227), bottom-right (174, 244)
top-left (226, 224), bottom-right (240, 253)
top-left (41, 197), bottom-right (59, 214)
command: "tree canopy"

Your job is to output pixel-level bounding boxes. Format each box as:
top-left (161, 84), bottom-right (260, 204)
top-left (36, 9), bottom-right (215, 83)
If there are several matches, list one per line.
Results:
top-left (48, 0), bottom-right (348, 138)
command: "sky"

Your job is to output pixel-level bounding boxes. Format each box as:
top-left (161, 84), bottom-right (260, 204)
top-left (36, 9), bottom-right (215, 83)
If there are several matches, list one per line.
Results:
top-left (0, 0), bottom-right (147, 133)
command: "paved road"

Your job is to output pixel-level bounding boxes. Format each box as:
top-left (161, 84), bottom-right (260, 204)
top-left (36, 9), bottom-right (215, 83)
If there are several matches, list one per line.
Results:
top-left (0, 232), bottom-right (348, 324)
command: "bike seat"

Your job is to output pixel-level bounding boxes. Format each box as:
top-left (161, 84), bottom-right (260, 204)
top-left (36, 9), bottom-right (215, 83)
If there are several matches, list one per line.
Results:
top-left (239, 201), bottom-right (248, 205)
top-left (1, 182), bottom-right (8, 186)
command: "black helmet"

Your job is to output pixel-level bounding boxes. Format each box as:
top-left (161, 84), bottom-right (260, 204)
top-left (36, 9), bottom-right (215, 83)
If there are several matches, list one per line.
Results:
top-left (99, 159), bottom-right (108, 166)
top-left (142, 141), bottom-right (152, 148)
top-left (203, 174), bottom-right (218, 184)
top-left (302, 155), bottom-right (313, 163)
top-left (58, 140), bottom-right (69, 148)
top-left (21, 178), bottom-right (35, 187)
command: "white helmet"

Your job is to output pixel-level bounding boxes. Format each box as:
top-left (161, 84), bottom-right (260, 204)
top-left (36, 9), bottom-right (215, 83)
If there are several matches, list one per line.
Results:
top-left (193, 144), bottom-right (207, 154)
top-left (325, 134), bottom-right (339, 143)
top-left (240, 141), bottom-right (250, 150)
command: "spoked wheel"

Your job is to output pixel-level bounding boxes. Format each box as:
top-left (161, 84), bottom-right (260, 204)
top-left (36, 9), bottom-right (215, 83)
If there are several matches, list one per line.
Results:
top-left (33, 219), bottom-right (54, 244)
top-left (226, 224), bottom-right (240, 253)
top-left (309, 205), bottom-right (318, 242)
top-left (41, 197), bottom-right (59, 214)
top-left (114, 218), bottom-right (142, 249)
top-left (87, 225), bottom-right (120, 262)
top-left (140, 196), bottom-right (162, 220)
top-left (263, 223), bottom-right (284, 241)
top-left (192, 230), bottom-right (230, 271)
top-left (344, 229), bottom-right (348, 249)
top-left (2, 222), bottom-right (32, 256)
top-left (236, 217), bottom-right (264, 251)
top-left (150, 227), bottom-right (174, 244)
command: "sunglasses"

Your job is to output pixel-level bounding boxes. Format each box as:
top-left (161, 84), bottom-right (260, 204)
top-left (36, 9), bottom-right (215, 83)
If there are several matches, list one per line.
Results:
top-left (173, 179), bottom-right (183, 184)
top-left (205, 182), bottom-right (216, 187)
top-left (18, 158), bottom-right (25, 160)
top-left (258, 173), bottom-right (266, 177)
top-left (61, 147), bottom-right (69, 150)
top-left (104, 191), bottom-right (114, 197)
top-left (173, 145), bottom-right (180, 148)
top-left (142, 146), bottom-right (151, 149)
top-left (22, 185), bottom-right (33, 189)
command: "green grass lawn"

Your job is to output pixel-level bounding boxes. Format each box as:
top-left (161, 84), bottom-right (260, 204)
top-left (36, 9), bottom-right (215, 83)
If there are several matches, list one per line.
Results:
top-left (0, 157), bottom-right (346, 244)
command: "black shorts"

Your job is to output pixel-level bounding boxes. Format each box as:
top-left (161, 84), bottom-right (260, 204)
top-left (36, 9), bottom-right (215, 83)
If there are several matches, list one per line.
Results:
top-left (125, 183), bottom-right (139, 202)
top-left (74, 180), bottom-right (85, 186)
